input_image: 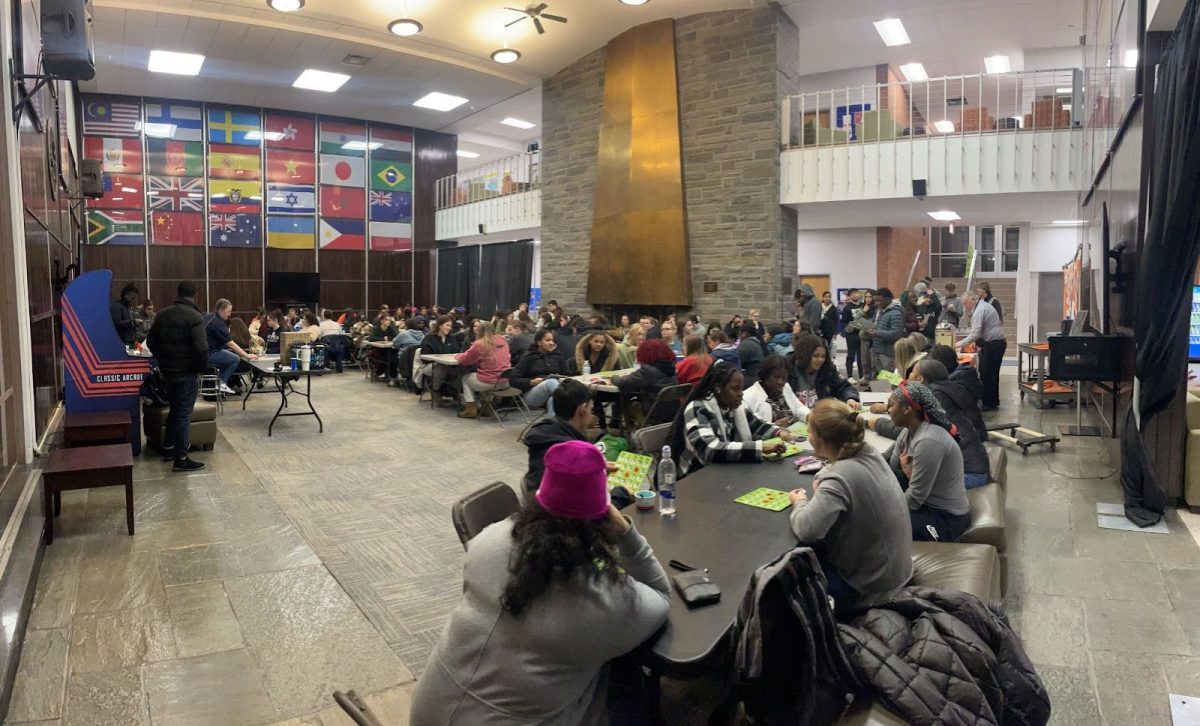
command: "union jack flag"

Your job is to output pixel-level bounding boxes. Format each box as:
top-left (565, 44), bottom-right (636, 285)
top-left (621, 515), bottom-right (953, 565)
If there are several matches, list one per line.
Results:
top-left (147, 176), bottom-right (204, 212)
top-left (369, 190), bottom-right (393, 207)
top-left (209, 214), bottom-right (238, 232)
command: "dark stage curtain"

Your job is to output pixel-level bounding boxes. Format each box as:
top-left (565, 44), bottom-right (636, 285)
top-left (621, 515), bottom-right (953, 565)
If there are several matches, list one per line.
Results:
top-left (437, 246), bottom-right (479, 312)
top-left (477, 241), bottom-right (534, 316)
top-left (1123, 0), bottom-right (1200, 525)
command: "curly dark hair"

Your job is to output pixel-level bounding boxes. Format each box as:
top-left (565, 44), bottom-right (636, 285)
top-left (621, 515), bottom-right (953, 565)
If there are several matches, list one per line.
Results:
top-left (501, 504), bottom-right (622, 616)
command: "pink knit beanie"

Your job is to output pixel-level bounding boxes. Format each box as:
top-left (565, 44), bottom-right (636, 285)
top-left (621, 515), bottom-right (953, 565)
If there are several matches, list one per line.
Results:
top-left (535, 441), bottom-right (610, 520)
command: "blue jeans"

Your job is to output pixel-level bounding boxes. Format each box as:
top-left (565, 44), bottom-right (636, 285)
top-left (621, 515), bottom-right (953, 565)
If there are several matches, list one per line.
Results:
top-left (964, 472), bottom-right (988, 489)
top-left (208, 349), bottom-right (240, 385)
top-left (524, 378), bottom-right (560, 415)
top-left (164, 375), bottom-right (198, 460)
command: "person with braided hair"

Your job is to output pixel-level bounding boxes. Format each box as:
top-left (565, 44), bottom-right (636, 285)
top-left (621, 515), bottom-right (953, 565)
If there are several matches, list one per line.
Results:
top-left (880, 380), bottom-right (971, 542)
top-left (787, 400), bottom-right (912, 606)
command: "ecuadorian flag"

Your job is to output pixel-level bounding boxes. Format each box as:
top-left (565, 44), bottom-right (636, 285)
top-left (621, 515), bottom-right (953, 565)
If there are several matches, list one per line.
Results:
top-left (266, 215), bottom-right (315, 249)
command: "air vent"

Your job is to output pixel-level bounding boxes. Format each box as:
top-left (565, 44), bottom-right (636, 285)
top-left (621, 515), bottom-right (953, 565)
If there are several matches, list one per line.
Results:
top-left (947, 97), bottom-right (968, 107)
top-left (342, 53), bottom-right (371, 68)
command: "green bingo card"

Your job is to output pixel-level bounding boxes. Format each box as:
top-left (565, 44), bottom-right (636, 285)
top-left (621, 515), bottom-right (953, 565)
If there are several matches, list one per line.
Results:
top-left (607, 451), bottom-right (654, 490)
top-left (735, 487), bottom-right (793, 511)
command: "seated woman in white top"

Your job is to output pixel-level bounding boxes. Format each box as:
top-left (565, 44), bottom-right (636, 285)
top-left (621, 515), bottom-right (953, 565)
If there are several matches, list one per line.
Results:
top-left (411, 441), bottom-right (670, 724)
top-left (742, 354), bottom-right (811, 427)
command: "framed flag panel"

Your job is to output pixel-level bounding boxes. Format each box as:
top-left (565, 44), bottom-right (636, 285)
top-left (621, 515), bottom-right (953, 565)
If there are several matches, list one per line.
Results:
top-left (209, 213), bottom-right (262, 247)
top-left (267, 215), bottom-right (316, 249)
top-left (87, 210), bottom-right (145, 245)
top-left (207, 106), bottom-right (261, 146)
top-left (264, 112), bottom-right (315, 151)
top-left (81, 96), bottom-right (140, 137)
top-left (144, 100), bottom-right (204, 141)
top-left (151, 211), bottom-right (204, 246)
top-left (83, 137), bottom-right (142, 173)
top-left (146, 139), bottom-right (204, 177)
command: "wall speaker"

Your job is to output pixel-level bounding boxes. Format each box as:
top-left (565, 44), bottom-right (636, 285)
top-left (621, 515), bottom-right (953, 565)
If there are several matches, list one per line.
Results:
top-left (41, 0), bottom-right (96, 81)
top-left (80, 159), bottom-right (103, 198)
top-left (912, 179), bottom-right (927, 198)
top-left (478, 223), bottom-right (487, 234)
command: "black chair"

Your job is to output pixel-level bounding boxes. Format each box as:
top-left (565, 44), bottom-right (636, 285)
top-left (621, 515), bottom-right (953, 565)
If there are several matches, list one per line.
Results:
top-left (642, 383), bottom-right (693, 427)
top-left (320, 334), bottom-right (351, 373)
top-left (451, 482), bottom-right (520, 549)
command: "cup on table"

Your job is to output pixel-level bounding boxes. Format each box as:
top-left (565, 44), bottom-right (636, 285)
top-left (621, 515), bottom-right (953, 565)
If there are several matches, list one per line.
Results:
top-left (635, 490), bottom-right (657, 510)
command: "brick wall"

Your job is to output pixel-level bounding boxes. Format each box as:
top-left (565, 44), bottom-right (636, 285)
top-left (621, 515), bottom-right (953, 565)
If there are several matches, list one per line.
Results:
top-left (540, 6), bottom-right (799, 320)
top-left (875, 227), bottom-right (929, 293)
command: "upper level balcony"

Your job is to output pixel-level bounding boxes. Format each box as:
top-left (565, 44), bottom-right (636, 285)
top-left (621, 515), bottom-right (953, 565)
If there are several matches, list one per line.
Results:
top-left (435, 151), bottom-right (541, 241)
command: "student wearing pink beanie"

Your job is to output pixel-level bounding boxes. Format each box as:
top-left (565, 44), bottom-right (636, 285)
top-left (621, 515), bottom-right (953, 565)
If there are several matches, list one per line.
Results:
top-left (412, 440), bottom-right (671, 724)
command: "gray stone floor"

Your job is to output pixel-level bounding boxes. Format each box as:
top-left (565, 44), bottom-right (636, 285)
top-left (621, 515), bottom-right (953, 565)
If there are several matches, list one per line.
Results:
top-left (6, 366), bottom-right (1199, 724)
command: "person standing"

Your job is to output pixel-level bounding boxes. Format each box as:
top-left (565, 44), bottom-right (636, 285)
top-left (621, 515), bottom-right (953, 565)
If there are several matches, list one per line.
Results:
top-left (856, 290), bottom-right (876, 381)
top-left (865, 288), bottom-right (904, 375)
top-left (796, 284), bottom-right (822, 334)
top-left (956, 293), bottom-right (1007, 410)
top-left (110, 282), bottom-right (139, 348)
top-left (975, 281), bottom-right (1004, 323)
top-left (939, 282), bottom-right (963, 327)
top-left (819, 291), bottom-right (838, 348)
top-left (841, 289), bottom-right (863, 379)
top-left (145, 281), bottom-right (208, 472)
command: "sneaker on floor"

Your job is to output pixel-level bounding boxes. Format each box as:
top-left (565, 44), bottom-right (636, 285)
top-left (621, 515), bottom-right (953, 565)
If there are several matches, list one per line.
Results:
top-left (218, 383), bottom-right (236, 395)
top-left (160, 447), bottom-right (174, 461)
top-left (172, 458), bottom-right (205, 472)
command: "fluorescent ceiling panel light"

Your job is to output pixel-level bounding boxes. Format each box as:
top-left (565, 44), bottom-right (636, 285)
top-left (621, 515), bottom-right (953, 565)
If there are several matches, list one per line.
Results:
top-left (293, 69), bottom-right (350, 92)
top-left (1052, 220), bottom-right (1086, 226)
top-left (983, 55), bottom-right (1011, 74)
top-left (500, 117), bottom-right (536, 130)
top-left (342, 140), bottom-right (382, 151)
top-left (142, 122), bottom-right (177, 138)
top-left (933, 119), bottom-right (955, 133)
top-left (267, 0), bottom-right (304, 10)
top-left (899, 63), bottom-right (927, 82)
top-left (928, 210), bottom-right (961, 222)
top-left (244, 130), bottom-right (285, 141)
top-left (148, 50), bottom-right (205, 76)
top-left (456, 150), bottom-right (480, 158)
top-left (388, 19), bottom-right (423, 36)
top-left (413, 91), bottom-right (468, 112)
top-left (873, 18), bottom-right (910, 46)
top-left (1124, 49), bottom-right (1139, 68)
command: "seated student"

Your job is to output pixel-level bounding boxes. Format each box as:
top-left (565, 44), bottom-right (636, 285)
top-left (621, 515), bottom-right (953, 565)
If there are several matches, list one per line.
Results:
top-left (928, 344), bottom-right (987, 442)
top-left (260, 312), bottom-right (283, 355)
top-left (410, 441), bottom-right (670, 725)
top-left (391, 318), bottom-right (425, 356)
top-left (455, 322), bottom-right (511, 419)
top-left (416, 314), bottom-right (463, 403)
top-left (787, 399), bottom-right (913, 606)
top-left (318, 309), bottom-right (344, 339)
top-left (723, 314), bottom-right (744, 341)
top-left (706, 328), bottom-right (739, 366)
top-left (893, 332), bottom-right (927, 379)
top-left (574, 331), bottom-right (620, 375)
top-left (614, 339), bottom-right (679, 400)
top-left (507, 321), bottom-right (534, 365)
top-left (298, 312), bottom-right (321, 342)
top-left (879, 380), bottom-right (971, 542)
top-left (737, 321), bottom-right (766, 386)
top-left (206, 299), bottom-right (258, 394)
top-left (367, 314), bottom-right (400, 380)
top-left (675, 334), bottom-right (713, 385)
top-left (742, 354), bottom-right (811, 426)
top-left (787, 334), bottom-right (862, 410)
top-left (512, 329), bottom-right (570, 415)
top-left (766, 323), bottom-right (793, 355)
top-left (669, 361), bottom-right (792, 478)
top-left (660, 320), bottom-right (683, 356)
top-left (617, 324), bottom-right (645, 369)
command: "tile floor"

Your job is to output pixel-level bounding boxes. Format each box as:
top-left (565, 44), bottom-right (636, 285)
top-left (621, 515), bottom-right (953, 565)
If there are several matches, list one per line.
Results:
top-left (6, 366), bottom-right (1199, 724)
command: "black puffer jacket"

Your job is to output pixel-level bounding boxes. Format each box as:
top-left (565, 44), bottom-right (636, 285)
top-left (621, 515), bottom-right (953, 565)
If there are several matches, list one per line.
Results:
top-left (950, 364), bottom-right (988, 442)
top-left (872, 385), bottom-right (989, 478)
top-left (523, 416), bottom-right (632, 508)
top-left (510, 349), bottom-right (569, 392)
top-left (146, 298), bottom-right (207, 378)
top-left (932, 378), bottom-right (989, 449)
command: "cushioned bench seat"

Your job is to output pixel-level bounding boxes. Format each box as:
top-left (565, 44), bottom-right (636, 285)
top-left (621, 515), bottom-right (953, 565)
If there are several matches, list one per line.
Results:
top-left (142, 402), bottom-right (218, 451)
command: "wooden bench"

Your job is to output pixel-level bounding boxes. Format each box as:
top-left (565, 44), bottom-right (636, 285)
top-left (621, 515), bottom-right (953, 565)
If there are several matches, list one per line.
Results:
top-left (41, 444), bottom-right (134, 544)
top-left (63, 410), bottom-right (132, 448)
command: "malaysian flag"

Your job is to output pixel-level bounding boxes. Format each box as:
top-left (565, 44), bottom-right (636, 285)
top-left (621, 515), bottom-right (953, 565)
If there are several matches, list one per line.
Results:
top-left (82, 96), bottom-right (141, 137)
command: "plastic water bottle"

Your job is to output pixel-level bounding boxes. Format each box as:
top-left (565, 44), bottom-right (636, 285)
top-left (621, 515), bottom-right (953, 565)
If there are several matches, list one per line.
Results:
top-left (582, 361), bottom-right (591, 377)
top-left (658, 446), bottom-right (676, 516)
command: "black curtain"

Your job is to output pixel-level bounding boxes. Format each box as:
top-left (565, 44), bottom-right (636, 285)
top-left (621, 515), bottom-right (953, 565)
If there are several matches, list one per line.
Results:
top-left (437, 246), bottom-right (479, 312)
top-left (1123, 0), bottom-right (1200, 525)
top-left (477, 241), bottom-right (534, 315)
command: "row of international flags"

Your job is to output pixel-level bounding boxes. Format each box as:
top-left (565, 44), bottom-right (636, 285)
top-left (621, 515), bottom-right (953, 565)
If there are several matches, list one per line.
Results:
top-left (82, 95), bottom-right (415, 250)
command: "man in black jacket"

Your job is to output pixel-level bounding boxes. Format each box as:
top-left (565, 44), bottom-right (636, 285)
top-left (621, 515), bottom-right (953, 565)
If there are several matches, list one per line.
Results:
top-left (840, 289), bottom-right (863, 379)
top-left (110, 282), bottom-right (139, 348)
top-left (146, 281), bottom-right (208, 472)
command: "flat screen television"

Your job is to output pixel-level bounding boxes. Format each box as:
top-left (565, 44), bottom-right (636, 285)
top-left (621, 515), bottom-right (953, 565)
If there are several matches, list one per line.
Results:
top-left (266, 272), bottom-right (320, 307)
top-left (1191, 286), bottom-right (1200, 361)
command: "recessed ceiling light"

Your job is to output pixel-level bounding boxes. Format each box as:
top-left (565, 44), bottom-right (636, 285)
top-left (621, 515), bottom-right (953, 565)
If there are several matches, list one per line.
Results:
top-left (293, 69), bottom-right (350, 92)
top-left (1052, 220), bottom-right (1087, 226)
top-left (1124, 49), bottom-right (1139, 68)
top-left (388, 19), bottom-right (423, 36)
top-left (490, 48), bottom-right (522, 64)
top-left (267, 0), bottom-right (304, 11)
top-left (244, 130), bottom-right (285, 142)
top-left (500, 117), bottom-right (536, 130)
top-left (619, 0), bottom-right (650, 5)
top-left (984, 55), bottom-right (1011, 74)
top-left (413, 91), bottom-right (468, 112)
top-left (457, 150), bottom-right (480, 158)
top-left (143, 122), bottom-right (177, 138)
top-left (898, 63), bottom-right (927, 82)
top-left (928, 211), bottom-right (961, 222)
top-left (148, 50), bottom-right (205, 76)
top-left (933, 120), bottom-right (955, 133)
top-left (873, 18), bottom-right (910, 46)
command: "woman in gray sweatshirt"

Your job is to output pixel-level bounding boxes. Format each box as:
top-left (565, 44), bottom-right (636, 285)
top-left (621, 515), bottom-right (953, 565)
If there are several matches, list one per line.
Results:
top-left (788, 399), bottom-right (912, 607)
top-left (411, 441), bottom-right (670, 725)
top-left (880, 380), bottom-right (972, 542)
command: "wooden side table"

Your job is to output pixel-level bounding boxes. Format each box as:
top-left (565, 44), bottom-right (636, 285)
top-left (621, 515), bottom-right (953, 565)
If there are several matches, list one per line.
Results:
top-left (41, 444), bottom-right (134, 544)
top-left (64, 410), bottom-right (132, 448)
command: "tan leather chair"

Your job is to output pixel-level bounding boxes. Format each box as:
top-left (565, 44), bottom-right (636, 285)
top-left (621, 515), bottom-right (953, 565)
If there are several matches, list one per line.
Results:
top-left (960, 484), bottom-right (1006, 552)
top-left (1186, 393), bottom-right (1200, 506)
top-left (142, 401), bottom-right (217, 451)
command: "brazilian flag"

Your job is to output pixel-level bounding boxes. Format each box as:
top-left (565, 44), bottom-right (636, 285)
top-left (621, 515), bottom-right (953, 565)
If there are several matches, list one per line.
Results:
top-left (370, 160), bottom-right (411, 192)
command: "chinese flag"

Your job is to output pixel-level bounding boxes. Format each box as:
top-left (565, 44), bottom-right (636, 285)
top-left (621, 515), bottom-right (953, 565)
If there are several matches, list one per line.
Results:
top-left (264, 112), bottom-right (315, 151)
top-left (320, 185), bottom-right (365, 219)
top-left (266, 149), bottom-right (316, 185)
top-left (151, 211), bottom-right (204, 246)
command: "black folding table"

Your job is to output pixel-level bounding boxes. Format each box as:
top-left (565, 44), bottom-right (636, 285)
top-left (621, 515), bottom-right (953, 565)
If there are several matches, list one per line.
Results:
top-left (245, 359), bottom-right (328, 435)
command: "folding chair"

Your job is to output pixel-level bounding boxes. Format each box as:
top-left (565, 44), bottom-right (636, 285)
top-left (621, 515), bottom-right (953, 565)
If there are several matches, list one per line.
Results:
top-left (642, 383), bottom-right (693, 427)
top-left (451, 482), bottom-right (520, 549)
top-left (631, 422), bottom-right (673, 455)
top-left (477, 369), bottom-right (532, 427)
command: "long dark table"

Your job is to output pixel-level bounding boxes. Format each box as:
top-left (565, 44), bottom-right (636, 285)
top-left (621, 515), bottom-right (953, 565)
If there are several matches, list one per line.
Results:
top-left (632, 458), bottom-right (816, 678)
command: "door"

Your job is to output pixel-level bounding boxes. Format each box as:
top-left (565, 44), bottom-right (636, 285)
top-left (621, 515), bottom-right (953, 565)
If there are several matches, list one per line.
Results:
top-left (1036, 272), bottom-right (1065, 342)
top-left (798, 275), bottom-right (832, 298)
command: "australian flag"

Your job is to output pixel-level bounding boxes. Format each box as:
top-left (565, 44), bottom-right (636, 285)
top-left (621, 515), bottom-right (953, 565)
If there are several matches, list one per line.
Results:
top-left (368, 190), bottom-right (412, 223)
top-left (209, 213), bottom-right (262, 247)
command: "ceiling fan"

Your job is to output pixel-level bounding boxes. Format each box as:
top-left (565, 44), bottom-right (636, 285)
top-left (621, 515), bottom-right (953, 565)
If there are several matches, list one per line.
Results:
top-left (505, 3), bottom-right (568, 35)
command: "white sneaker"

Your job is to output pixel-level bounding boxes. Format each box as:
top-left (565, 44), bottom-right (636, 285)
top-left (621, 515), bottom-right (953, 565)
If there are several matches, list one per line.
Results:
top-left (218, 383), bottom-right (236, 395)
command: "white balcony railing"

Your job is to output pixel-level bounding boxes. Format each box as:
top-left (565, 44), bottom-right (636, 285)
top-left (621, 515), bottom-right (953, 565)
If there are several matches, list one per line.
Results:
top-left (435, 151), bottom-right (541, 210)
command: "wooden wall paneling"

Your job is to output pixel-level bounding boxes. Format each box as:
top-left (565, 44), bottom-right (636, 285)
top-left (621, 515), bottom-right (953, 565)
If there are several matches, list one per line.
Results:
top-left (148, 246), bottom-right (206, 284)
top-left (318, 249), bottom-right (366, 312)
top-left (209, 281), bottom-right (263, 315)
top-left (413, 129), bottom-right (457, 251)
top-left (81, 245), bottom-right (148, 300)
top-left (23, 214), bottom-right (52, 320)
top-left (265, 247), bottom-right (316, 273)
top-left (368, 251), bottom-right (411, 282)
top-left (209, 247), bottom-right (263, 282)
top-left (369, 281), bottom-right (412, 311)
top-left (414, 250), bottom-right (434, 306)
top-left (320, 281), bottom-right (365, 312)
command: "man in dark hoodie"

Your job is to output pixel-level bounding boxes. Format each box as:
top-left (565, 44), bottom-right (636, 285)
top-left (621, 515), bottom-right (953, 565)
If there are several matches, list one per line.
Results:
top-left (146, 281), bottom-right (208, 472)
top-left (796, 283), bottom-right (822, 334)
top-left (521, 380), bottom-right (633, 507)
top-left (929, 344), bottom-right (987, 443)
top-left (110, 282), bottom-right (139, 348)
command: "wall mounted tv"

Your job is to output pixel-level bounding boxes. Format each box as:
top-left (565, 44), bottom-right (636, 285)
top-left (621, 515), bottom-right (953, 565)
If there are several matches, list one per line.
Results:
top-left (267, 272), bottom-right (320, 306)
